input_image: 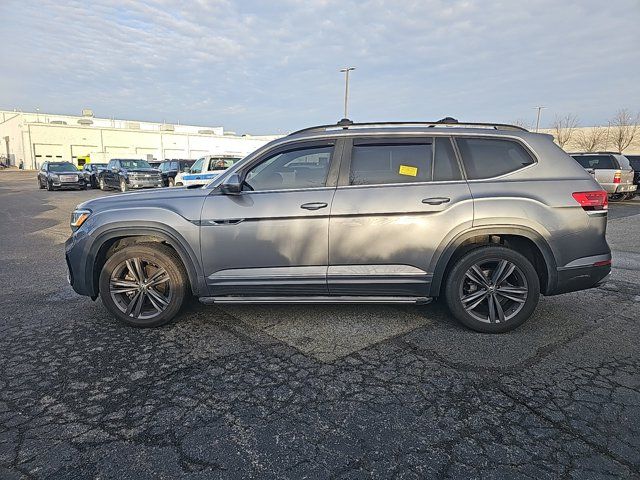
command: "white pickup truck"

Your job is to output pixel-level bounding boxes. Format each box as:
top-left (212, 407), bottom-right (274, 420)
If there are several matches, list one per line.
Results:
top-left (174, 155), bottom-right (241, 187)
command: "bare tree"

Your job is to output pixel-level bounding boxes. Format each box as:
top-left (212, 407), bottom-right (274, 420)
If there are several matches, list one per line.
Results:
top-left (609, 109), bottom-right (640, 153)
top-left (511, 118), bottom-right (533, 130)
top-left (552, 114), bottom-right (579, 148)
top-left (574, 127), bottom-right (607, 152)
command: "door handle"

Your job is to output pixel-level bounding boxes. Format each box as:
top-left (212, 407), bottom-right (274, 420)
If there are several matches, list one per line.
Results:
top-left (300, 202), bottom-right (328, 210)
top-left (422, 197), bottom-right (450, 205)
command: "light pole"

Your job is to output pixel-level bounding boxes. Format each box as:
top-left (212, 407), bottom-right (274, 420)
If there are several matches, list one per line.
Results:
top-left (534, 106), bottom-right (546, 132)
top-left (340, 67), bottom-right (355, 119)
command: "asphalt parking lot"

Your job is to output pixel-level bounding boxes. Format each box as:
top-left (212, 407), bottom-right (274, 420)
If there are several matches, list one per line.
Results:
top-left (1, 170), bottom-right (639, 479)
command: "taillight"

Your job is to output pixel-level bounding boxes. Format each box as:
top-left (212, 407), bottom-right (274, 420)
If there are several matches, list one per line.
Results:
top-left (572, 191), bottom-right (608, 211)
top-left (613, 171), bottom-right (621, 184)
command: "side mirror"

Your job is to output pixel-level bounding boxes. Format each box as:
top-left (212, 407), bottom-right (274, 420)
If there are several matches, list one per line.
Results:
top-left (220, 173), bottom-right (242, 194)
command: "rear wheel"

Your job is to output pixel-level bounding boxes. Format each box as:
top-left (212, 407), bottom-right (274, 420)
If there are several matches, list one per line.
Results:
top-left (99, 243), bottom-right (188, 327)
top-left (609, 193), bottom-right (625, 202)
top-left (444, 246), bottom-right (540, 333)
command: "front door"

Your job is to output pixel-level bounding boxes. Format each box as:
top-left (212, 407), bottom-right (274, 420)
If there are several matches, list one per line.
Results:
top-left (200, 140), bottom-right (340, 297)
top-left (328, 136), bottom-right (474, 296)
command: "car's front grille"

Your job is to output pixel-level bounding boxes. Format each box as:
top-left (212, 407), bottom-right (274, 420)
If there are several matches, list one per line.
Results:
top-left (60, 174), bottom-right (78, 182)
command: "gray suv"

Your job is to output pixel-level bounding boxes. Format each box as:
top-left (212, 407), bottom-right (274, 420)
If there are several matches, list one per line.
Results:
top-left (65, 120), bottom-right (611, 333)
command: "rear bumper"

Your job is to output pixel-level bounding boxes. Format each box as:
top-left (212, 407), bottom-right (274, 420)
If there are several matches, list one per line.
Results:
top-left (602, 183), bottom-right (637, 194)
top-left (549, 258), bottom-right (611, 296)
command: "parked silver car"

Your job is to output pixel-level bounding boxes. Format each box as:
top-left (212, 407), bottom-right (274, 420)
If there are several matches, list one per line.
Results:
top-left (571, 152), bottom-right (636, 201)
top-left (66, 119), bottom-right (611, 333)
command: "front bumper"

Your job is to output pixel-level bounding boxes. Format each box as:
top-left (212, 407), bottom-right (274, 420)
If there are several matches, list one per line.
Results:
top-left (127, 177), bottom-right (163, 189)
top-left (65, 233), bottom-right (95, 297)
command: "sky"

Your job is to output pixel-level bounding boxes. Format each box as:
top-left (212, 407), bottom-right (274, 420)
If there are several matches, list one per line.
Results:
top-left (0, 0), bottom-right (639, 134)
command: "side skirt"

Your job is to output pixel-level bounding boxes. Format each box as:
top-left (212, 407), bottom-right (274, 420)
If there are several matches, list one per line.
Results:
top-left (199, 296), bottom-right (432, 305)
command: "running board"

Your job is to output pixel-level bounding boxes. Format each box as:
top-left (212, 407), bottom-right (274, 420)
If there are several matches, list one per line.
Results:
top-left (199, 296), bottom-right (432, 305)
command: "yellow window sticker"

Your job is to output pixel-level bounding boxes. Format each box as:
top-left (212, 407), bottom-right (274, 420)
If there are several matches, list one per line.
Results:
top-left (398, 165), bottom-right (418, 177)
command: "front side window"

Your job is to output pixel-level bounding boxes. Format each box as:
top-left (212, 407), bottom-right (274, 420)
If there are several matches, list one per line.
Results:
top-left (244, 146), bottom-right (333, 191)
top-left (457, 138), bottom-right (534, 179)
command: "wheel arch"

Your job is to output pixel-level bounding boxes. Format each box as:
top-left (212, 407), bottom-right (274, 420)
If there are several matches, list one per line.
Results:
top-left (430, 226), bottom-right (558, 297)
top-left (85, 226), bottom-right (204, 299)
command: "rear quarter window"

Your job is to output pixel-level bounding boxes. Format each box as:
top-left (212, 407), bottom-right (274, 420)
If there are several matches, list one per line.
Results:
top-left (456, 137), bottom-right (535, 179)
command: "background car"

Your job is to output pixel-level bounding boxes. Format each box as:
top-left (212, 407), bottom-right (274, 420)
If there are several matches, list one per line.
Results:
top-left (157, 159), bottom-right (195, 186)
top-left (174, 155), bottom-right (241, 187)
top-left (37, 161), bottom-right (87, 191)
top-left (148, 160), bottom-right (162, 169)
top-left (98, 158), bottom-right (163, 192)
top-left (570, 152), bottom-right (636, 201)
top-left (623, 155), bottom-right (640, 199)
top-left (80, 162), bottom-right (108, 188)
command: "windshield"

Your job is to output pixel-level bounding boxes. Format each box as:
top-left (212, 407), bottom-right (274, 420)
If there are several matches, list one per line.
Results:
top-left (120, 159), bottom-right (152, 169)
top-left (92, 163), bottom-right (107, 170)
top-left (190, 158), bottom-right (205, 173)
top-left (48, 163), bottom-right (77, 172)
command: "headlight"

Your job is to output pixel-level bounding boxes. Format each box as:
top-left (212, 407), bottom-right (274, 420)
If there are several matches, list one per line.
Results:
top-left (70, 209), bottom-right (91, 231)
top-left (50, 174), bottom-right (59, 180)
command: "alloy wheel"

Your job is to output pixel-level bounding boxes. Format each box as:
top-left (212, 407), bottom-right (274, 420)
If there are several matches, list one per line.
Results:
top-left (109, 257), bottom-right (172, 320)
top-left (459, 259), bottom-right (528, 324)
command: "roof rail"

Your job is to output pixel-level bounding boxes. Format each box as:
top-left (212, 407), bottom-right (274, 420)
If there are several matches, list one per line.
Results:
top-left (572, 151), bottom-right (621, 155)
top-left (288, 118), bottom-right (528, 136)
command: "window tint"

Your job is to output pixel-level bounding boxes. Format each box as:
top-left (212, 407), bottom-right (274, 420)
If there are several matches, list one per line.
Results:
top-left (571, 155), bottom-right (617, 170)
top-left (434, 137), bottom-right (462, 181)
top-left (245, 146), bottom-right (332, 191)
top-left (349, 142), bottom-right (433, 185)
top-left (457, 138), bottom-right (534, 179)
top-left (170, 161), bottom-right (178, 170)
top-left (626, 157), bottom-right (640, 170)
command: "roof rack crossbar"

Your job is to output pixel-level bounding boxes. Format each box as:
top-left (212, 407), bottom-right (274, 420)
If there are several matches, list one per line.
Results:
top-left (289, 120), bottom-right (528, 136)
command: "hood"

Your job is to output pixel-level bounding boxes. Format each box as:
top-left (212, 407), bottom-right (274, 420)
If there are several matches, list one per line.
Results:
top-left (77, 185), bottom-right (207, 212)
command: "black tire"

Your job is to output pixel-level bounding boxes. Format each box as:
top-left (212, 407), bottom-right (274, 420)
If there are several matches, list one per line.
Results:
top-left (120, 178), bottom-right (128, 193)
top-left (46, 180), bottom-right (53, 191)
top-left (99, 177), bottom-right (106, 191)
top-left (444, 246), bottom-right (540, 333)
top-left (168, 177), bottom-right (175, 187)
top-left (99, 243), bottom-right (188, 327)
top-left (38, 177), bottom-right (44, 189)
top-left (609, 193), bottom-right (625, 202)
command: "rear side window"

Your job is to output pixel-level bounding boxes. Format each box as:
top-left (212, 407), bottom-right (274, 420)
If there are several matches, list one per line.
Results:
top-left (627, 157), bottom-right (640, 171)
top-left (349, 141), bottom-right (433, 185)
top-left (348, 138), bottom-right (463, 185)
top-left (457, 138), bottom-right (535, 179)
top-left (571, 155), bottom-right (617, 170)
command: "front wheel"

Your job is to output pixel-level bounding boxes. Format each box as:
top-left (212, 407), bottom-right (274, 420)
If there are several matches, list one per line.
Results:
top-left (444, 246), bottom-right (540, 333)
top-left (38, 178), bottom-right (44, 189)
top-left (120, 178), bottom-right (128, 193)
top-left (99, 177), bottom-right (106, 190)
top-left (99, 243), bottom-right (188, 327)
top-left (46, 180), bottom-right (53, 191)
top-left (168, 177), bottom-right (175, 187)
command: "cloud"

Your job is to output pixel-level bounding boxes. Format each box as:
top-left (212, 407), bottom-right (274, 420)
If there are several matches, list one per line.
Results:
top-left (0, 0), bottom-right (638, 133)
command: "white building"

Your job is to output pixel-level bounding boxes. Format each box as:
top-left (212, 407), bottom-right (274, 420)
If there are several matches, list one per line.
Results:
top-left (0, 109), bottom-right (281, 169)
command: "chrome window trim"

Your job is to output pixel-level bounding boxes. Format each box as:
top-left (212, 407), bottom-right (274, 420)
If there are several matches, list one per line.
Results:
top-left (206, 130), bottom-right (541, 190)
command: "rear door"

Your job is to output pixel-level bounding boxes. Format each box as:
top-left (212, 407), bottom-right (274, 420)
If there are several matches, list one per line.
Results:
top-left (328, 136), bottom-right (473, 296)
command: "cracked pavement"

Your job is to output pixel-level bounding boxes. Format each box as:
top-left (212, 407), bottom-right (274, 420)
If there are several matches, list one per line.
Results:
top-left (1, 171), bottom-right (639, 479)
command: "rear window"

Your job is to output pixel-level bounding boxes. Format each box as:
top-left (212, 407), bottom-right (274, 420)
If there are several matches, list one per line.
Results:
top-left (456, 138), bottom-right (535, 179)
top-left (571, 155), bottom-right (617, 170)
